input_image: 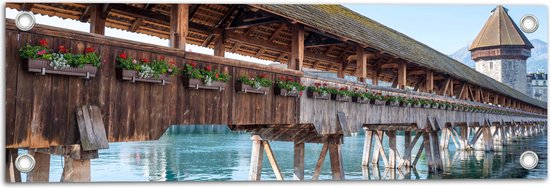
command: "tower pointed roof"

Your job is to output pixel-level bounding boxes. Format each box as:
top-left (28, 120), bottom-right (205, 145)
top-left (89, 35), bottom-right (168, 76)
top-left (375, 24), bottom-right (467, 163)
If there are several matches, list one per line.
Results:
top-left (469, 5), bottom-right (534, 51)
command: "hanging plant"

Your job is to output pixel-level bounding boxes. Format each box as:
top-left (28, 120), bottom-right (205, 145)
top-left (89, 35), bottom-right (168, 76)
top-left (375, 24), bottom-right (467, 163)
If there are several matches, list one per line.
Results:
top-left (117, 54), bottom-right (178, 84)
top-left (19, 39), bottom-right (101, 78)
top-left (306, 82), bottom-right (331, 100)
top-left (274, 76), bottom-right (305, 97)
top-left (236, 74), bottom-right (271, 95)
top-left (182, 61), bottom-right (229, 91)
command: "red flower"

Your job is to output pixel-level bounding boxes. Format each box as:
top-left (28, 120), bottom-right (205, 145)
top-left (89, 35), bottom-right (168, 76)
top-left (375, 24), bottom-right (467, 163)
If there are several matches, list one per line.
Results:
top-left (286, 77), bottom-right (293, 82)
top-left (119, 53), bottom-right (127, 59)
top-left (141, 58), bottom-right (149, 63)
top-left (58, 45), bottom-right (67, 54)
top-left (39, 39), bottom-right (48, 47)
top-left (322, 83), bottom-right (328, 87)
top-left (215, 73), bottom-right (219, 79)
top-left (314, 82), bottom-right (321, 87)
top-left (299, 91), bottom-right (303, 97)
top-left (85, 47), bottom-right (94, 53)
top-left (204, 65), bottom-right (212, 71)
top-left (279, 76), bottom-right (286, 81)
top-left (159, 56), bottom-right (165, 60)
top-left (169, 61), bottom-right (176, 66)
top-left (189, 61), bottom-right (197, 68)
top-left (37, 50), bottom-right (47, 55)
top-left (259, 73), bottom-right (268, 79)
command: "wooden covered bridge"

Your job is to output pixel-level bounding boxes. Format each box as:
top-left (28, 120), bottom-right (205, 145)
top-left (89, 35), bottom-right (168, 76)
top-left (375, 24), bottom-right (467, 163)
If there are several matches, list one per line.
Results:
top-left (4, 3), bottom-right (547, 182)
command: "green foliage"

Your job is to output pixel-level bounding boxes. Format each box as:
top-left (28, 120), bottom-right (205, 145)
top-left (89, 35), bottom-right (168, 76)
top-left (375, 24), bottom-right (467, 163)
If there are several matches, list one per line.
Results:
top-left (275, 76), bottom-right (305, 91)
top-left (327, 87), bottom-right (354, 97)
top-left (19, 44), bottom-right (48, 59)
top-left (19, 41), bottom-right (101, 68)
top-left (182, 62), bottom-right (230, 82)
top-left (117, 54), bottom-right (180, 78)
top-left (238, 74), bottom-right (272, 88)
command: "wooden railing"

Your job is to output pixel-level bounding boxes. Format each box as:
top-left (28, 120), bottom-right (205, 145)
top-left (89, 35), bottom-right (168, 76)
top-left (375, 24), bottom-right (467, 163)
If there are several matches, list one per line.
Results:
top-left (5, 20), bottom-right (301, 148)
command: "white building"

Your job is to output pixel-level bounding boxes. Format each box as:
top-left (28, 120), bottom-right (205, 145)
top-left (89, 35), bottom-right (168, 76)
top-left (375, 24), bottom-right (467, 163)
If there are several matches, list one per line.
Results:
top-left (527, 73), bottom-right (547, 102)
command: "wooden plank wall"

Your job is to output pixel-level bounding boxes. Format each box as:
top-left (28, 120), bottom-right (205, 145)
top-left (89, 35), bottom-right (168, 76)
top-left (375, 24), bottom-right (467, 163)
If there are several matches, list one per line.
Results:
top-left (5, 22), bottom-right (300, 149)
top-left (299, 77), bottom-right (546, 135)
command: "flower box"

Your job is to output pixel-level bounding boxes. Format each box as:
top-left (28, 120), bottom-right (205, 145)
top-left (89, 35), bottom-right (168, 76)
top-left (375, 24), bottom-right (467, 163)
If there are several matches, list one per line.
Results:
top-left (307, 90), bottom-right (330, 100)
top-left (412, 103), bottom-right (422, 108)
top-left (25, 58), bottom-right (97, 78)
top-left (422, 104), bottom-right (431, 108)
top-left (439, 104), bottom-right (447, 110)
top-left (371, 99), bottom-right (387, 106)
top-left (352, 96), bottom-right (370, 104)
top-left (400, 102), bottom-right (412, 108)
top-left (447, 105), bottom-right (454, 110)
top-left (388, 101), bottom-right (400, 106)
top-left (431, 103), bottom-right (439, 109)
top-left (331, 94), bottom-right (351, 102)
top-left (452, 106), bottom-right (459, 111)
top-left (118, 69), bottom-right (171, 85)
top-left (235, 81), bottom-right (268, 95)
top-left (274, 87), bottom-right (300, 97)
top-left (183, 78), bottom-right (225, 91)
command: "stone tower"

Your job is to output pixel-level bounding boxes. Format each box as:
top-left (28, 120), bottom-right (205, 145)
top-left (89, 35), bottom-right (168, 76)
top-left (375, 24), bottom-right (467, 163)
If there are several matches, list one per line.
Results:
top-left (469, 5), bottom-right (533, 94)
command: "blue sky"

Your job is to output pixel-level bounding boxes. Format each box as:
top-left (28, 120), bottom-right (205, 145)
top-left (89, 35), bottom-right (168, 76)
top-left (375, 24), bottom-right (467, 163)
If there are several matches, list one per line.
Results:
top-left (344, 4), bottom-right (548, 54)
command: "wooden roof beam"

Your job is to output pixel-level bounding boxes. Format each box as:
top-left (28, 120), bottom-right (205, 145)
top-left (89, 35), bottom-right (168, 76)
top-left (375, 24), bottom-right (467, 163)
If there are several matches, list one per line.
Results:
top-left (227, 8), bottom-right (282, 30)
top-left (269, 23), bottom-right (286, 42)
top-left (110, 4), bottom-right (169, 25)
top-left (129, 4), bottom-right (154, 32)
top-left (79, 5), bottom-right (93, 22)
top-left (21, 3), bottom-right (34, 11)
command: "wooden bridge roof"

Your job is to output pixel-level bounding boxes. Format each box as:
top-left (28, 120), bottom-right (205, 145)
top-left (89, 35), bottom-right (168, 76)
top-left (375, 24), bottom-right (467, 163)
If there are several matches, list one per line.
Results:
top-left (5, 3), bottom-right (547, 109)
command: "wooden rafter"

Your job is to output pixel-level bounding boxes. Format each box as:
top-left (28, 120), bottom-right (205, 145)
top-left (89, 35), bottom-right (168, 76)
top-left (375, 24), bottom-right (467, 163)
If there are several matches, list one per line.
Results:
top-left (227, 8), bottom-right (281, 30)
top-left (79, 5), bottom-right (93, 22)
top-left (304, 33), bottom-right (342, 48)
top-left (21, 3), bottom-right (34, 11)
top-left (129, 4), bottom-right (154, 32)
top-left (268, 23), bottom-right (286, 42)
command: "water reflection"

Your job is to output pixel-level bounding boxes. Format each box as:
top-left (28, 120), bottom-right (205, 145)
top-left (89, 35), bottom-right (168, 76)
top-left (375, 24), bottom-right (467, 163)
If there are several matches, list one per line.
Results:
top-left (41, 125), bottom-right (547, 181)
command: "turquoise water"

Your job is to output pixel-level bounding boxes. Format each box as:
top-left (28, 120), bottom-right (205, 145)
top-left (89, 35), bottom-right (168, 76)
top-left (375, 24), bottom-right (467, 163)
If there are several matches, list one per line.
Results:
top-left (23, 125), bottom-right (547, 181)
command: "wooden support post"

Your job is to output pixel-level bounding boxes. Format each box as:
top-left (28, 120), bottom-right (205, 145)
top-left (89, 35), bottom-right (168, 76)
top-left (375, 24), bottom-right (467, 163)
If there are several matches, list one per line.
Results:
top-left (289, 24), bottom-right (304, 71)
top-left (362, 129), bottom-right (373, 167)
top-left (262, 141), bottom-right (283, 180)
top-left (482, 126), bottom-right (494, 152)
top-left (458, 125), bottom-right (469, 150)
top-left (89, 4), bottom-right (106, 35)
top-left (337, 63), bottom-right (345, 78)
top-left (169, 4), bottom-right (189, 50)
top-left (249, 135), bottom-right (264, 181)
top-left (430, 131), bottom-right (443, 171)
top-left (328, 143), bottom-right (345, 180)
top-left (425, 70), bottom-right (433, 93)
top-left (404, 131), bottom-right (411, 167)
top-left (293, 142), bottom-right (305, 180)
top-left (372, 68), bottom-right (379, 85)
top-left (5, 148), bottom-right (21, 182)
top-left (213, 30), bottom-right (225, 57)
top-left (387, 130), bottom-right (397, 169)
top-left (61, 156), bottom-right (90, 182)
top-left (422, 132), bottom-right (435, 172)
top-left (371, 131), bottom-right (388, 166)
top-left (397, 62), bottom-right (407, 89)
top-left (312, 143), bottom-right (329, 180)
top-left (27, 151), bottom-right (50, 182)
top-left (356, 47), bottom-right (368, 82)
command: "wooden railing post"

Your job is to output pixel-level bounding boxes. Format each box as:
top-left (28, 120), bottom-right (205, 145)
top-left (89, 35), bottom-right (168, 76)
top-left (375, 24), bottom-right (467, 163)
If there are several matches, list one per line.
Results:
top-left (89, 4), bottom-right (106, 35)
top-left (356, 46), bottom-right (368, 82)
top-left (170, 4), bottom-right (189, 50)
top-left (425, 70), bottom-right (433, 93)
top-left (289, 23), bottom-right (304, 71)
top-left (397, 61), bottom-right (407, 89)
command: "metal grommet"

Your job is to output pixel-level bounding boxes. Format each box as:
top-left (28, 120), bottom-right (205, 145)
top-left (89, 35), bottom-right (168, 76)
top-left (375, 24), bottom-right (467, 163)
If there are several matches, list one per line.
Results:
top-left (520, 14), bottom-right (538, 33)
top-left (519, 151), bottom-right (538, 169)
top-left (15, 11), bottom-right (36, 31)
top-left (15, 154), bottom-right (36, 173)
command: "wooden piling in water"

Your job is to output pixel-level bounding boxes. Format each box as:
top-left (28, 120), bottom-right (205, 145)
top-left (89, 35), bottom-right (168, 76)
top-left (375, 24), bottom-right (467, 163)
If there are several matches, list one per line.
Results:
top-left (249, 135), bottom-right (264, 181)
top-left (293, 142), bottom-right (305, 180)
top-left (27, 151), bottom-right (50, 182)
top-left (328, 143), bottom-right (344, 180)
